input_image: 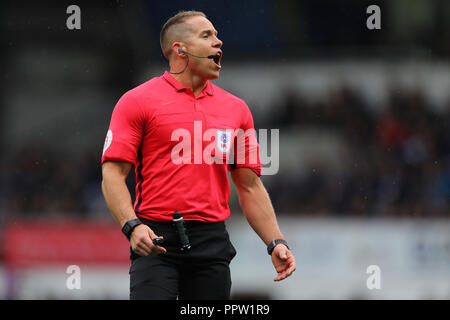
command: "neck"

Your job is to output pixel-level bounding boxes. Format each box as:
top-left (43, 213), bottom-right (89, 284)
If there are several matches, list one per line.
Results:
top-left (172, 71), bottom-right (207, 97)
top-left (170, 61), bottom-right (207, 97)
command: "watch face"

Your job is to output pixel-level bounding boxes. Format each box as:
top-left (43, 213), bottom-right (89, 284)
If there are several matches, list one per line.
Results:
top-left (122, 219), bottom-right (142, 239)
top-left (123, 224), bottom-right (131, 235)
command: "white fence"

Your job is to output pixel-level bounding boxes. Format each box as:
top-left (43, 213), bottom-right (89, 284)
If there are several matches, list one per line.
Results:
top-left (1, 217), bottom-right (449, 299)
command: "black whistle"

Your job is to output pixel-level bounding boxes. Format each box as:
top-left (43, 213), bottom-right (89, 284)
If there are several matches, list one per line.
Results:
top-left (153, 238), bottom-right (165, 246)
top-left (173, 211), bottom-right (191, 251)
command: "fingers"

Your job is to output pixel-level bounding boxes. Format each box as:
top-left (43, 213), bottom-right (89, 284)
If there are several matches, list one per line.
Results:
top-left (135, 243), bottom-right (166, 257)
top-left (131, 225), bottom-right (166, 257)
top-left (132, 234), bottom-right (153, 256)
top-left (273, 255), bottom-right (296, 282)
top-left (147, 228), bottom-right (159, 240)
top-left (275, 262), bottom-right (296, 281)
top-left (147, 229), bottom-right (167, 256)
top-left (274, 263), bottom-right (296, 281)
top-left (149, 243), bottom-right (167, 256)
top-left (274, 264), bottom-right (296, 281)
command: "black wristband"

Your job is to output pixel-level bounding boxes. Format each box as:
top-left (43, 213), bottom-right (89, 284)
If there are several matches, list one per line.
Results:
top-left (121, 218), bottom-right (143, 240)
top-left (267, 238), bottom-right (289, 255)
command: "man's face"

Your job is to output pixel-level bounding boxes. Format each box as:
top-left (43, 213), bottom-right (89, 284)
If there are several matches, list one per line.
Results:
top-left (183, 16), bottom-right (223, 80)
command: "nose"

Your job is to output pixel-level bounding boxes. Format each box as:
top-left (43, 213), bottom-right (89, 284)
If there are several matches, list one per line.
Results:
top-left (213, 36), bottom-right (222, 48)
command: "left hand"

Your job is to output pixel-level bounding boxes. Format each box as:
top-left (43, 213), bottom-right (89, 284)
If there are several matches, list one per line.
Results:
top-left (271, 244), bottom-right (296, 282)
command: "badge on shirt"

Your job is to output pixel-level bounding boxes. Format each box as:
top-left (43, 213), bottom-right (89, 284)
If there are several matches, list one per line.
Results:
top-left (103, 130), bottom-right (113, 155)
top-left (217, 129), bottom-right (232, 154)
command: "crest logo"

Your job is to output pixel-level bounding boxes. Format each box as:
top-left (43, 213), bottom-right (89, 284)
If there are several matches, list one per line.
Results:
top-left (217, 129), bottom-right (231, 154)
top-left (103, 130), bottom-right (113, 155)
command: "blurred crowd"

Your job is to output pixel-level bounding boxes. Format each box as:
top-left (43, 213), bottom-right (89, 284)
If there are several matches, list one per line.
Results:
top-left (1, 147), bottom-right (108, 220)
top-left (1, 87), bottom-right (449, 219)
top-left (266, 87), bottom-right (450, 217)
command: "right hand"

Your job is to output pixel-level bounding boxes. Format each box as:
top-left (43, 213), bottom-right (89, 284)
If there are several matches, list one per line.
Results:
top-left (130, 224), bottom-right (167, 257)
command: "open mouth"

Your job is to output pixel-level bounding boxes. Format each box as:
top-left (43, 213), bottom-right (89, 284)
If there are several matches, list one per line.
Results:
top-left (212, 52), bottom-right (222, 67)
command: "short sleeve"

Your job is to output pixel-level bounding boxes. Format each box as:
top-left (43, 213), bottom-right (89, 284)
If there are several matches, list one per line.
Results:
top-left (228, 102), bottom-right (262, 176)
top-left (101, 93), bottom-right (145, 165)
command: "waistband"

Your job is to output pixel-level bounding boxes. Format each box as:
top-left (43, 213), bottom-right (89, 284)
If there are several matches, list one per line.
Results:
top-left (139, 217), bottom-right (226, 231)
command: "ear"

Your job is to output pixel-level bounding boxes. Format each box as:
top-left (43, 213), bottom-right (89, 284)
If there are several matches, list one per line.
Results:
top-left (172, 42), bottom-right (185, 58)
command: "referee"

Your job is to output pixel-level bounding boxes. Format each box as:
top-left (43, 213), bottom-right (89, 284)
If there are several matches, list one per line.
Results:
top-left (101, 11), bottom-right (296, 300)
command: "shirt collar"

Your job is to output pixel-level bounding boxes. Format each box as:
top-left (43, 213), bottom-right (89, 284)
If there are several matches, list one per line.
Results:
top-left (163, 71), bottom-right (214, 96)
top-left (204, 80), bottom-right (214, 96)
top-left (162, 71), bottom-right (186, 92)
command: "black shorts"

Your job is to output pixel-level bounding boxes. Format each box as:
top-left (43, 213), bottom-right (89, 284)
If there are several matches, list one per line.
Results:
top-left (129, 218), bottom-right (237, 300)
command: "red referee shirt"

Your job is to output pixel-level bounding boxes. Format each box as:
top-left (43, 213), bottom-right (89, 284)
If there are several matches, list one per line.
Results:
top-left (101, 71), bottom-right (262, 222)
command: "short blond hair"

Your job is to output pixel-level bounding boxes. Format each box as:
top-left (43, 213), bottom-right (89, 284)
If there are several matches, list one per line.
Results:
top-left (160, 11), bottom-right (207, 59)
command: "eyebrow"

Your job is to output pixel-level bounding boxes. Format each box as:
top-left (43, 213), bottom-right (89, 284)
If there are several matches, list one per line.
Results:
top-left (199, 29), bottom-right (218, 36)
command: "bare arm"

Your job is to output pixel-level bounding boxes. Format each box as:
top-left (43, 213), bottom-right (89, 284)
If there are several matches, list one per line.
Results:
top-left (101, 161), bottom-right (137, 227)
top-left (230, 168), bottom-right (283, 245)
top-left (231, 168), bottom-right (296, 281)
top-left (101, 161), bottom-right (166, 256)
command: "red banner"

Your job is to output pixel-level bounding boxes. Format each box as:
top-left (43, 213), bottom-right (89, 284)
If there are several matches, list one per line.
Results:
top-left (2, 220), bottom-right (130, 268)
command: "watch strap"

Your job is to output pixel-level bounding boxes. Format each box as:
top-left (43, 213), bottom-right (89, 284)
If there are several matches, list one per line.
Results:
top-left (267, 238), bottom-right (289, 255)
top-left (121, 218), bottom-right (143, 240)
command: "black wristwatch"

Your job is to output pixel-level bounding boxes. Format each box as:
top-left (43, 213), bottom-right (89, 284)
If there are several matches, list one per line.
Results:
top-left (121, 218), bottom-right (143, 240)
top-left (267, 239), bottom-right (290, 255)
